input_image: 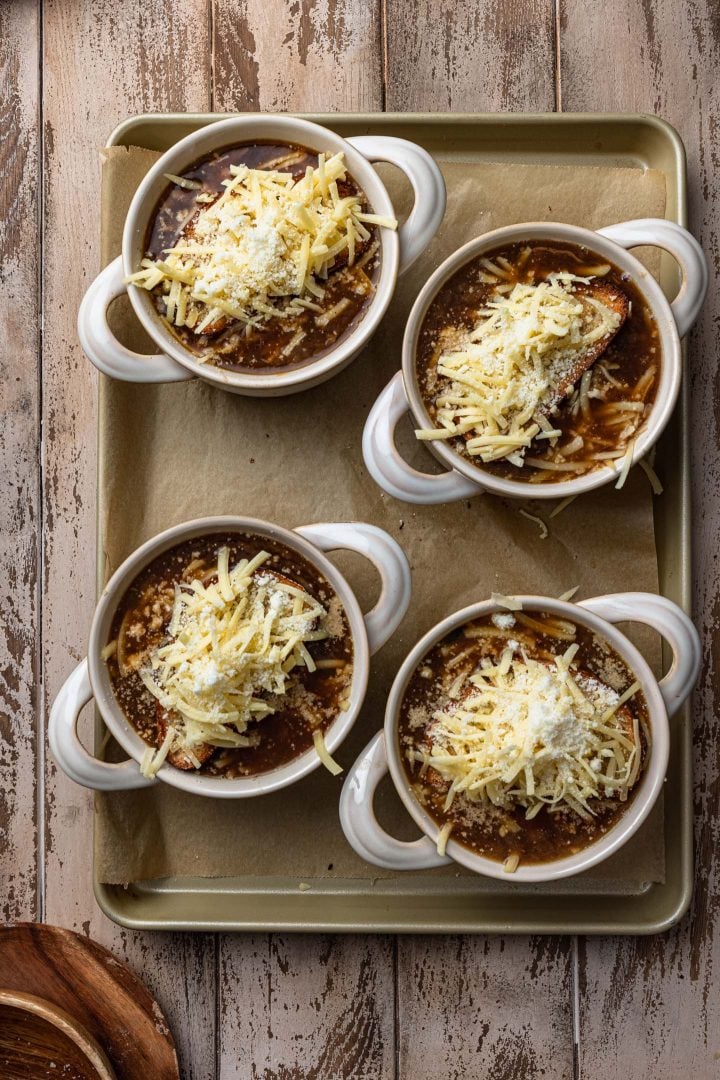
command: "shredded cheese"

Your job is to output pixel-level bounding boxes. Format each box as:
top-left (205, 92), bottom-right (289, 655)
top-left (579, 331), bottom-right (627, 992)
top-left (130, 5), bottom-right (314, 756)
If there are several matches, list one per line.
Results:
top-left (549, 494), bottom-right (578, 518)
top-left (436, 821), bottom-right (453, 857)
top-left (414, 274), bottom-right (622, 464)
top-left (164, 172), bottom-right (202, 191)
top-left (615, 439), bottom-right (636, 489)
top-left (639, 456), bottom-right (663, 495)
top-left (411, 648), bottom-right (642, 821)
top-left (139, 548), bottom-right (329, 776)
top-left (128, 152), bottom-right (396, 333)
top-left (101, 639), bottom-right (117, 661)
top-left (491, 593), bottom-right (523, 612)
top-left (518, 508), bottom-right (548, 540)
top-left (313, 728), bottom-right (343, 776)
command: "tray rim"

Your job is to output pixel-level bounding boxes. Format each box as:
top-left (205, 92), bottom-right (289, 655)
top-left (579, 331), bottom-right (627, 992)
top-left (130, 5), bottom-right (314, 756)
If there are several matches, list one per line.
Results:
top-left (95, 110), bottom-right (692, 935)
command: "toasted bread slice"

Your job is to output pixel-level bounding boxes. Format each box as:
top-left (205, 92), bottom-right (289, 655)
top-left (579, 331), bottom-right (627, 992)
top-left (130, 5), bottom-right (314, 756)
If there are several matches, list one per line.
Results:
top-left (541, 280), bottom-right (630, 410)
top-left (156, 704), bottom-right (215, 771)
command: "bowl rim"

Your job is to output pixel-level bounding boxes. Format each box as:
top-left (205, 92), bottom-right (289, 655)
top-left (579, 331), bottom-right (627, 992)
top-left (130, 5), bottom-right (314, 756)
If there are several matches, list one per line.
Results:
top-left (383, 595), bottom-right (670, 882)
top-left (87, 515), bottom-right (370, 797)
top-left (0, 989), bottom-right (116, 1080)
top-left (401, 221), bottom-right (682, 500)
top-left (120, 114), bottom-right (401, 391)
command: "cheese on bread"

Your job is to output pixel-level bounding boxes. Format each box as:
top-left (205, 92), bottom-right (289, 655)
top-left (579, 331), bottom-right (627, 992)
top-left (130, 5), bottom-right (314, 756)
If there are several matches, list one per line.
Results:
top-left (415, 274), bottom-right (621, 465)
top-left (138, 548), bottom-right (329, 776)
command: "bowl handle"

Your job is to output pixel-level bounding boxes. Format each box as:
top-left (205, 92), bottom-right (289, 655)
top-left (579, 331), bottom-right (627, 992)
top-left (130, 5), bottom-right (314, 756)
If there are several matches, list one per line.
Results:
top-left (78, 255), bottom-right (194, 383)
top-left (295, 521), bottom-right (411, 655)
top-left (596, 218), bottom-right (708, 339)
top-left (339, 731), bottom-right (451, 870)
top-left (362, 371), bottom-right (481, 505)
top-left (49, 659), bottom-right (155, 791)
top-left (577, 592), bottom-right (701, 715)
top-left (346, 136), bottom-right (446, 274)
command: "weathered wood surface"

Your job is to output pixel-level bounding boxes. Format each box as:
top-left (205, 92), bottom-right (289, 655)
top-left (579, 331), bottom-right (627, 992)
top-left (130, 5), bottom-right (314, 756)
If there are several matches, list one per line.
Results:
top-left (0, 0), bottom-right (40, 926)
top-left (0, 0), bottom-right (717, 1077)
top-left (560, 1), bottom-right (720, 1076)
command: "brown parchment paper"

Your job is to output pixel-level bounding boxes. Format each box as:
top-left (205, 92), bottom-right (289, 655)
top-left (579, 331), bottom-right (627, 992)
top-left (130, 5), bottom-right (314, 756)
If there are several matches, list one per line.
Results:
top-left (95, 146), bottom-right (668, 888)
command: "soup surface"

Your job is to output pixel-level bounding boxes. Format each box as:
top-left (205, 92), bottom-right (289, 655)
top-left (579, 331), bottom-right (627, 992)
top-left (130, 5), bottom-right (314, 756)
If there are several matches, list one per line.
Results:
top-left (130, 142), bottom-right (387, 373)
top-left (415, 240), bottom-right (661, 484)
top-left (398, 606), bottom-right (649, 868)
top-left (105, 532), bottom-right (353, 777)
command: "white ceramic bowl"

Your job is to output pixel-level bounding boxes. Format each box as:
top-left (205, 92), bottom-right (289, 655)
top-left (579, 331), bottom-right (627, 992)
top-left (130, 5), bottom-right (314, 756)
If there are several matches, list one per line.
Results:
top-left (78, 115), bottom-right (446, 396)
top-left (339, 591), bottom-right (700, 882)
top-left (49, 516), bottom-right (411, 798)
top-left (363, 218), bottom-right (707, 503)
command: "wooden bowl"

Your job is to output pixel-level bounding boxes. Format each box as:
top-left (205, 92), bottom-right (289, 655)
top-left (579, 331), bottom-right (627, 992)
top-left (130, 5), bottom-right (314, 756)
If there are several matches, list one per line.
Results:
top-left (0, 989), bottom-right (116, 1079)
top-left (0, 924), bottom-right (179, 1079)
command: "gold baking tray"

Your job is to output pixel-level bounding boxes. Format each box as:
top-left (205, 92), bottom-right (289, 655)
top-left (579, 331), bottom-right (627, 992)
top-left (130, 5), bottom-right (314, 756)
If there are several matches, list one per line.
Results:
top-left (95, 113), bottom-right (691, 934)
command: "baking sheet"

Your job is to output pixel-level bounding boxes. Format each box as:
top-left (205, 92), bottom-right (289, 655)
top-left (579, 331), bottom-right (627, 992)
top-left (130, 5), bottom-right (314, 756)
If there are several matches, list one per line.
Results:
top-left (95, 146), bottom-right (668, 887)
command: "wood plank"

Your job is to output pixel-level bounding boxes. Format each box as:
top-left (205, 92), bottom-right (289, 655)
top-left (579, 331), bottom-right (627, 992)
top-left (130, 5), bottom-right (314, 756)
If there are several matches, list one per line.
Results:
top-left (397, 936), bottom-right (574, 1079)
top-left (559, 2), bottom-right (720, 1076)
top-left (213, 4), bottom-right (394, 1077)
top-left (385, 3), bottom-right (575, 1077)
top-left (212, 0), bottom-right (383, 112)
top-left (384, 0), bottom-right (556, 111)
top-left (219, 935), bottom-right (396, 1079)
top-left (0, 0), bottom-right (40, 923)
top-left (41, 3), bottom-right (216, 1077)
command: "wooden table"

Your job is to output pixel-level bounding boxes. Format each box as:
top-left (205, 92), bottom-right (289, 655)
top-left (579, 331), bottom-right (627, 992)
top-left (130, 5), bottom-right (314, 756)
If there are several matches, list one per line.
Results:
top-left (1, 1), bottom-right (718, 1076)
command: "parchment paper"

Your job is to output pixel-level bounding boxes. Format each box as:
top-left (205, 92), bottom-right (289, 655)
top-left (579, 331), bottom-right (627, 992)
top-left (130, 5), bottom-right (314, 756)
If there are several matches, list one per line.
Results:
top-left (96, 146), bottom-right (668, 887)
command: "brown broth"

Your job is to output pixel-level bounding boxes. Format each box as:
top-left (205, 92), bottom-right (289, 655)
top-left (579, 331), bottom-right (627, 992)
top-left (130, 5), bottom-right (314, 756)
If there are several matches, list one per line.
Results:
top-left (105, 532), bottom-right (353, 777)
top-left (398, 610), bottom-right (649, 866)
top-left (416, 240), bottom-right (661, 483)
top-left (145, 142), bottom-right (380, 373)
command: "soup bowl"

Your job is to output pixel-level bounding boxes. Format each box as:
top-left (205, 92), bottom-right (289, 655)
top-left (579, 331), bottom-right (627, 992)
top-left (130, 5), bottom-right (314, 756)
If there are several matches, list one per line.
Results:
top-left (363, 218), bottom-right (707, 503)
top-left (49, 516), bottom-right (411, 798)
top-left (339, 591), bottom-right (700, 882)
top-left (78, 114), bottom-right (446, 396)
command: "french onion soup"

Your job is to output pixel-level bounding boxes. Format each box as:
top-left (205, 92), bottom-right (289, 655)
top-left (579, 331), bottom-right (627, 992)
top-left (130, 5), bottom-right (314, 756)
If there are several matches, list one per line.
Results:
top-left (127, 143), bottom-right (395, 372)
top-left (103, 533), bottom-right (353, 778)
top-left (399, 602), bottom-right (649, 870)
top-left (415, 240), bottom-right (661, 485)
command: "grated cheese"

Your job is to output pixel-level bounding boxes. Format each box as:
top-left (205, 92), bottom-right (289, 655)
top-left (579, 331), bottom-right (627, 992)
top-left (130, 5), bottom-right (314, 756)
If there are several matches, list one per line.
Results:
top-left (411, 648), bottom-right (642, 821)
top-left (436, 821), bottom-right (453, 857)
top-left (128, 152), bottom-right (396, 333)
top-left (548, 494), bottom-right (578, 518)
top-left (138, 548), bottom-right (329, 776)
top-left (614, 439), bottom-right (636, 489)
top-left (313, 728), bottom-right (343, 776)
top-left (639, 456), bottom-right (663, 495)
top-left (414, 274), bottom-right (622, 464)
top-left (101, 639), bottom-right (117, 661)
top-left (164, 172), bottom-right (202, 191)
top-left (491, 593), bottom-right (523, 612)
top-left (518, 508), bottom-right (548, 540)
